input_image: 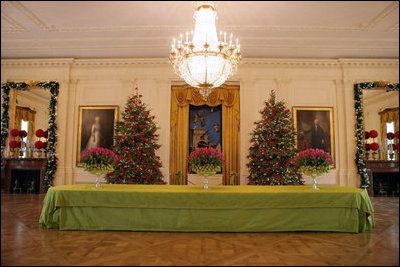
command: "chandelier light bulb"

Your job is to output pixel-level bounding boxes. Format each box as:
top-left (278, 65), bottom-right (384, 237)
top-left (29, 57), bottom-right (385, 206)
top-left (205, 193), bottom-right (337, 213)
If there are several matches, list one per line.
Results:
top-left (169, 1), bottom-right (241, 99)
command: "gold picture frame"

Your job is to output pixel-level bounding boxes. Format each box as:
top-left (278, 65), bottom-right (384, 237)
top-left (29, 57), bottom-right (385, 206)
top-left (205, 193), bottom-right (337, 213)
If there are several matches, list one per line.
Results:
top-left (292, 107), bottom-right (335, 168)
top-left (76, 106), bottom-right (119, 166)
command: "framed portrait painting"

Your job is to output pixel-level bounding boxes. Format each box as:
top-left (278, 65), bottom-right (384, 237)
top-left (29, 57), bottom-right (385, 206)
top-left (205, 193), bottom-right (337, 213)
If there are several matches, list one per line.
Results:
top-left (76, 106), bottom-right (119, 166)
top-left (292, 107), bottom-right (335, 168)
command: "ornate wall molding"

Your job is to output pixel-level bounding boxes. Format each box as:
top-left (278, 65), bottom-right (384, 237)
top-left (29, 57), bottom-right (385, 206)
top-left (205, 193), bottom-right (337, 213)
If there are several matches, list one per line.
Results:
top-left (72, 58), bottom-right (169, 67)
top-left (1, 59), bottom-right (75, 67)
top-left (242, 58), bottom-right (340, 67)
top-left (2, 58), bottom-right (398, 69)
top-left (338, 58), bottom-right (399, 67)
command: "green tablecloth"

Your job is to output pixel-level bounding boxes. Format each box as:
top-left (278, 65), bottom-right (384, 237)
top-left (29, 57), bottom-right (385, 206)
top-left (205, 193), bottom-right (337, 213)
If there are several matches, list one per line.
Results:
top-left (39, 184), bottom-right (374, 233)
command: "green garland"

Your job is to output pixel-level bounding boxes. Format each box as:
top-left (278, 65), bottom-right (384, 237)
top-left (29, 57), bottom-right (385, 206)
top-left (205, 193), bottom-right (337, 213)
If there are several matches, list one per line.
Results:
top-left (1, 81), bottom-right (59, 191)
top-left (354, 82), bottom-right (399, 189)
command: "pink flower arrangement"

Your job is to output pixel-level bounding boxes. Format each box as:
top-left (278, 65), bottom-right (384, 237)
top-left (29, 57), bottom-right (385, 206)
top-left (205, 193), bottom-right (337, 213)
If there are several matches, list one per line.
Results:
top-left (369, 130), bottom-right (378, 139)
top-left (80, 147), bottom-right (118, 168)
top-left (10, 129), bottom-right (20, 137)
top-left (188, 147), bottom-right (225, 168)
top-left (293, 148), bottom-right (334, 168)
top-left (370, 142), bottom-right (379, 151)
top-left (387, 132), bottom-right (395, 140)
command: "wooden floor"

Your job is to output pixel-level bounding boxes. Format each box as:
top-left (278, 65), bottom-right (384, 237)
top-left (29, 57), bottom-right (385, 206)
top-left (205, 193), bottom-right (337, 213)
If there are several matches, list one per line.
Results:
top-left (1, 193), bottom-right (398, 266)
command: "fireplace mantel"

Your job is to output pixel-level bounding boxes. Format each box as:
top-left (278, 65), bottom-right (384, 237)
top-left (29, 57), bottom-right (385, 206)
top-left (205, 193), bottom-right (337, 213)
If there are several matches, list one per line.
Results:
top-left (1, 158), bottom-right (47, 193)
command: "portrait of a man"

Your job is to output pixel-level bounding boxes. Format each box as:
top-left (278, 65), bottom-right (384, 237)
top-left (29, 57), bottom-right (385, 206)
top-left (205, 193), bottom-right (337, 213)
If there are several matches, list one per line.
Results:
top-left (293, 107), bottom-right (335, 167)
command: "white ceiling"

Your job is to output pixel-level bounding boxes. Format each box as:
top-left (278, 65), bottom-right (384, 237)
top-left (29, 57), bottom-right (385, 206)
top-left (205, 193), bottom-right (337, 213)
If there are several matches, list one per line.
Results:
top-left (1, 1), bottom-right (399, 59)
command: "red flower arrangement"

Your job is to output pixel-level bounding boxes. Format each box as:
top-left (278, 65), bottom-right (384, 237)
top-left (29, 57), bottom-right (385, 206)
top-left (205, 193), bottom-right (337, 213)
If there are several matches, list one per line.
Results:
top-left (188, 147), bottom-right (225, 167)
top-left (396, 143), bottom-right (399, 150)
top-left (43, 142), bottom-right (48, 149)
top-left (80, 147), bottom-right (118, 174)
top-left (19, 130), bottom-right (27, 138)
top-left (292, 148), bottom-right (333, 177)
top-left (370, 142), bottom-right (379, 151)
top-left (9, 140), bottom-right (19, 149)
top-left (43, 130), bottom-right (49, 138)
top-left (365, 143), bottom-right (371, 151)
top-left (395, 131), bottom-right (399, 139)
top-left (35, 129), bottom-right (45, 138)
top-left (34, 141), bottom-right (44, 149)
top-left (10, 129), bottom-right (20, 137)
top-left (369, 130), bottom-right (378, 138)
top-left (364, 131), bottom-right (370, 139)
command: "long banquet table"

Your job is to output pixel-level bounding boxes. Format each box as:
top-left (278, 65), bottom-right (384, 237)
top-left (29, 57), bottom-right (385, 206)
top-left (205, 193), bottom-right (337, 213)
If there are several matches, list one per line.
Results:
top-left (39, 184), bottom-right (374, 233)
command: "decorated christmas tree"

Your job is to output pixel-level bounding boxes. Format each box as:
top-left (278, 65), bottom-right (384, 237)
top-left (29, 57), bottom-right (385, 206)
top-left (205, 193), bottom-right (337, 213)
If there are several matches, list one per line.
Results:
top-left (247, 90), bottom-right (304, 185)
top-left (106, 89), bottom-right (165, 184)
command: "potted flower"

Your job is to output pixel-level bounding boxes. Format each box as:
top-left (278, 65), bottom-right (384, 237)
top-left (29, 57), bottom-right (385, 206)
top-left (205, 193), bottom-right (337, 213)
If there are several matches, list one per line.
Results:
top-left (80, 147), bottom-right (118, 188)
top-left (8, 129), bottom-right (20, 157)
top-left (8, 140), bottom-right (19, 158)
top-left (370, 142), bottom-right (379, 160)
top-left (293, 148), bottom-right (333, 190)
top-left (188, 147), bottom-right (225, 189)
top-left (34, 129), bottom-right (46, 158)
top-left (34, 141), bottom-right (44, 158)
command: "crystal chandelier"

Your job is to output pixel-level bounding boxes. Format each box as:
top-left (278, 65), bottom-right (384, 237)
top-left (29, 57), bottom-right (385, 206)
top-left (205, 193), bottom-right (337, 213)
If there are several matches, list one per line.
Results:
top-left (169, 1), bottom-right (241, 99)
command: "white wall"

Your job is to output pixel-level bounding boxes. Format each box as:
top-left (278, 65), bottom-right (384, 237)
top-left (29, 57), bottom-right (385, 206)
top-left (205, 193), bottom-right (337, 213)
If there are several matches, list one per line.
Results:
top-left (1, 58), bottom-right (398, 188)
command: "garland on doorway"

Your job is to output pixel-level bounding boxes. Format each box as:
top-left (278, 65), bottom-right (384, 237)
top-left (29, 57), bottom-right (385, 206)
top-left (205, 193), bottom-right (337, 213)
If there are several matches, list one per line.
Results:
top-left (354, 82), bottom-right (399, 189)
top-left (1, 81), bottom-right (59, 190)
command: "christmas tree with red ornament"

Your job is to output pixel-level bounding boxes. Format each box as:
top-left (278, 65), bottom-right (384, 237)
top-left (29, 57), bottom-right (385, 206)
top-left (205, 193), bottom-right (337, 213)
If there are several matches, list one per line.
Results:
top-left (106, 88), bottom-right (165, 184)
top-left (247, 90), bottom-right (304, 185)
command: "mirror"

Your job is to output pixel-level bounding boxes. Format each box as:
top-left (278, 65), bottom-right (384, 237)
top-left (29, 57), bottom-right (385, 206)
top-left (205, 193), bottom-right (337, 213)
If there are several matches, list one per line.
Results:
top-left (11, 88), bottom-right (51, 157)
top-left (1, 81), bottom-right (59, 191)
top-left (363, 88), bottom-right (399, 161)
